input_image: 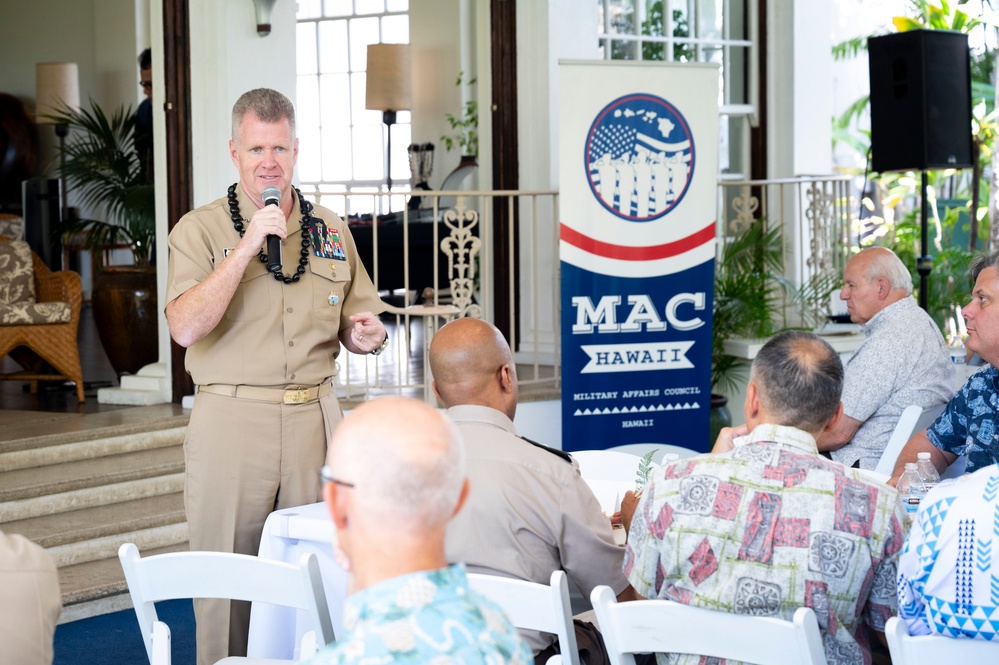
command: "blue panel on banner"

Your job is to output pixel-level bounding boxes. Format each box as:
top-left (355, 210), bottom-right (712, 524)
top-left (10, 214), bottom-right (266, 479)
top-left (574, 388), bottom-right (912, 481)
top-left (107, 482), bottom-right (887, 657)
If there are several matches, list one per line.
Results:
top-left (560, 259), bottom-right (714, 453)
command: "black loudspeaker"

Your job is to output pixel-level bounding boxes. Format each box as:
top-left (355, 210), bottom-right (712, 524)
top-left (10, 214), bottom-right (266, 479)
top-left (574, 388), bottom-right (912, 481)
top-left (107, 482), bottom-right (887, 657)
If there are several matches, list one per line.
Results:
top-left (868, 30), bottom-right (973, 173)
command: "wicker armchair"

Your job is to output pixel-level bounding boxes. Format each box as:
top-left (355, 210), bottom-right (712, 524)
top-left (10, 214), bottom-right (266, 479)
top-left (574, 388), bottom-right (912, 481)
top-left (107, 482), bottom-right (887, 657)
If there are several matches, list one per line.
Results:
top-left (0, 237), bottom-right (84, 401)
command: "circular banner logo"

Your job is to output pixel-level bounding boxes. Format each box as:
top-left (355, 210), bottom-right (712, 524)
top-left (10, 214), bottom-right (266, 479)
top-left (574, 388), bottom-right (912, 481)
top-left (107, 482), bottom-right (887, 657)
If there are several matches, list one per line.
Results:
top-left (585, 93), bottom-right (695, 222)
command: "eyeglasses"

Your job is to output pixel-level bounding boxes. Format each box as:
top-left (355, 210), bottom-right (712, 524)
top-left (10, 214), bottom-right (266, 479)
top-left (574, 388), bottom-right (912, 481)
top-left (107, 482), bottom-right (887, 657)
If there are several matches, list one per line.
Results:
top-left (140, 81), bottom-right (152, 90)
top-left (318, 465), bottom-right (355, 488)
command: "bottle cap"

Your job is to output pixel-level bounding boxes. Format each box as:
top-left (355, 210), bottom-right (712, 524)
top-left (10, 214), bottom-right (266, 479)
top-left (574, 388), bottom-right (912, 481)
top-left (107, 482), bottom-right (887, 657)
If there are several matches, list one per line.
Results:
top-left (905, 462), bottom-right (918, 469)
top-left (917, 452), bottom-right (931, 460)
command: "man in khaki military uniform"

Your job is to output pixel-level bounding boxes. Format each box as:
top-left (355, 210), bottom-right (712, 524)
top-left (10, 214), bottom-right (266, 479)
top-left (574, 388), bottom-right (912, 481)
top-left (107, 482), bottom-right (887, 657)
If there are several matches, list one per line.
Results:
top-left (0, 529), bottom-right (61, 664)
top-left (165, 88), bottom-right (386, 664)
top-left (430, 317), bottom-right (637, 664)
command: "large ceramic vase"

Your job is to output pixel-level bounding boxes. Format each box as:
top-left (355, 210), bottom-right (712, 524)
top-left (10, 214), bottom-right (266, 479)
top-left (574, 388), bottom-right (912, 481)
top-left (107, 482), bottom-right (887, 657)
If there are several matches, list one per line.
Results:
top-left (91, 266), bottom-right (158, 376)
top-left (709, 393), bottom-right (732, 447)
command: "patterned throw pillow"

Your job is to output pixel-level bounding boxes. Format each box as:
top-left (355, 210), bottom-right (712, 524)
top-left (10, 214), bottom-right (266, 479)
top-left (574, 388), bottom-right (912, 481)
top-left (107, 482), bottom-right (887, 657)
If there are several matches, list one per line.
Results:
top-left (0, 240), bottom-right (35, 305)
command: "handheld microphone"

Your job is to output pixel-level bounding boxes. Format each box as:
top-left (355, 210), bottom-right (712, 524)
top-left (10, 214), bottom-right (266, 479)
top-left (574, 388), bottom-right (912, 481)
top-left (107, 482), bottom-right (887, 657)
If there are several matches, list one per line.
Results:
top-left (261, 186), bottom-right (282, 273)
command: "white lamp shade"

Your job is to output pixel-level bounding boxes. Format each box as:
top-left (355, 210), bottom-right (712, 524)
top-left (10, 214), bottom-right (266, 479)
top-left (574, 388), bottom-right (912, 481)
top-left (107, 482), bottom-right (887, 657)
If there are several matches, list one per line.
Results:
top-left (365, 44), bottom-right (412, 112)
top-left (36, 62), bottom-right (80, 124)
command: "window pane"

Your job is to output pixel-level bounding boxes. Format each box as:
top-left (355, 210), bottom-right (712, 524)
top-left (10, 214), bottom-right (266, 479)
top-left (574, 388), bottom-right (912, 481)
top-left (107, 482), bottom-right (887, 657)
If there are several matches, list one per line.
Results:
top-left (298, 75), bottom-right (321, 139)
top-left (352, 72), bottom-right (383, 124)
top-left (298, 0), bottom-right (322, 20)
top-left (386, 0), bottom-right (408, 11)
top-left (700, 0), bottom-right (725, 42)
top-left (297, 23), bottom-right (318, 74)
top-left (299, 124), bottom-right (323, 181)
top-left (353, 125), bottom-right (383, 180)
top-left (349, 17), bottom-right (379, 71)
top-left (320, 73), bottom-right (351, 129)
top-left (318, 20), bottom-right (349, 73)
top-left (390, 123), bottom-right (412, 182)
top-left (381, 15), bottom-right (409, 43)
top-left (323, 0), bottom-right (352, 17)
top-left (323, 127), bottom-right (353, 181)
top-left (355, 0), bottom-right (385, 15)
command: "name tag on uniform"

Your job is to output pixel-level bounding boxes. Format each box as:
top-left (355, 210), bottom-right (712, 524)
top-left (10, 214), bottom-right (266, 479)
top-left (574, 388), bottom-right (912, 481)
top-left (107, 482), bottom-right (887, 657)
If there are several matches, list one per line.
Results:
top-left (310, 218), bottom-right (346, 260)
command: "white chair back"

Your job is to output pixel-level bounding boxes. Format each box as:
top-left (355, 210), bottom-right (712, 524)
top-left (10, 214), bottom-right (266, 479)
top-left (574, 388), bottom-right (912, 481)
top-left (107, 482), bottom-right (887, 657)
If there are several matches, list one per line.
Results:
top-left (885, 616), bottom-right (999, 664)
top-left (467, 570), bottom-right (579, 665)
top-left (571, 449), bottom-right (652, 483)
top-left (606, 443), bottom-right (698, 464)
top-left (590, 585), bottom-right (825, 665)
top-left (874, 403), bottom-right (947, 476)
top-left (571, 449), bottom-right (657, 514)
top-left (118, 543), bottom-right (335, 665)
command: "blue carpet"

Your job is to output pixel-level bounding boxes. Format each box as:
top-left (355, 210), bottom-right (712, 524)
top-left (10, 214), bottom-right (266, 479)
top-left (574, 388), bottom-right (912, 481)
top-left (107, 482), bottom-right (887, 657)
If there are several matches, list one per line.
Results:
top-left (53, 600), bottom-right (195, 665)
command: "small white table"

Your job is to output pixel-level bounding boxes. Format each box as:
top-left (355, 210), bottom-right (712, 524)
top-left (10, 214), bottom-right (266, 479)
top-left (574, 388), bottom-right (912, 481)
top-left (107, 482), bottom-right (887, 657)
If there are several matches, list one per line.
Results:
top-left (246, 501), bottom-right (349, 659)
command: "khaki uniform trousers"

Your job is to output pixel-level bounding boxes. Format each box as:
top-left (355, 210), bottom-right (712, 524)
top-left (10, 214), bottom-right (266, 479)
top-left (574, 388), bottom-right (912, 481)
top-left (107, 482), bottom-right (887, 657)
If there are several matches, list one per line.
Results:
top-left (185, 390), bottom-right (341, 665)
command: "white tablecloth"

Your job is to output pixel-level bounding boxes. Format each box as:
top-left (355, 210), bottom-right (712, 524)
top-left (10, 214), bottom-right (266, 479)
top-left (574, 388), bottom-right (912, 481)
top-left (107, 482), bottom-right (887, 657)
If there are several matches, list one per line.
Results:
top-left (246, 501), bottom-right (349, 659)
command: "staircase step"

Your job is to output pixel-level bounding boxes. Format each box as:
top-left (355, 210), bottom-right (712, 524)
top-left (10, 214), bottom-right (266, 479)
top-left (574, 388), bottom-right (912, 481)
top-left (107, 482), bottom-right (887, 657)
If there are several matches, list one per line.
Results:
top-left (3, 492), bottom-right (186, 549)
top-left (48, 522), bottom-right (189, 568)
top-left (59, 540), bottom-right (191, 611)
top-left (0, 445), bottom-right (183, 504)
top-left (0, 426), bottom-right (186, 472)
top-left (0, 473), bottom-right (184, 522)
top-left (0, 405), bottom-right (189, 453)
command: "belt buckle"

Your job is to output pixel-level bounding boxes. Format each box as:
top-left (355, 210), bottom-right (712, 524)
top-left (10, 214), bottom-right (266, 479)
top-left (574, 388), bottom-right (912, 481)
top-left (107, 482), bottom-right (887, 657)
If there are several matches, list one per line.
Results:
top-left (283, 387), bottom-right (311, 404)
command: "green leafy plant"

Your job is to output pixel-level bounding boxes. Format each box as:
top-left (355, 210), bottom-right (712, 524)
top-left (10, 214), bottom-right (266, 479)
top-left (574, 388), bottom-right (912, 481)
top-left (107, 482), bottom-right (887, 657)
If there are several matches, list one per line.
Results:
top-left (48, 101), bottom-right (155, 267)
top-left (711, 221), bottom-right (787, 396)
top-left (440, 72), bottom-right (478, 159)
top-left (641, 1), bottom-right (696, 62)
top-left (634, 449), bottom-right (658, 492)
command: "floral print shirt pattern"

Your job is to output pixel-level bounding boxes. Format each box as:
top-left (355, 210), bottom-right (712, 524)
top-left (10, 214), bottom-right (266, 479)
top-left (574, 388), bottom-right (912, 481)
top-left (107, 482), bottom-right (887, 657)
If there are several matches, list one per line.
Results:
top-left (927, 365), bottom-right (999, 474)
top-left (306, 564), bottom-right (532, 665)
top-left (625, 424), bottom-right (908, 665)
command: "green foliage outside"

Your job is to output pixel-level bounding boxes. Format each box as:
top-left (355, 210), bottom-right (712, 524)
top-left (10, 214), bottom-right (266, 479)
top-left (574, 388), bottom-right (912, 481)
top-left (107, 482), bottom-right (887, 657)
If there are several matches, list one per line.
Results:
top-left (832, 0), bottom-right (997, 337)
top-left (440, 72), bottom-right (478, 159)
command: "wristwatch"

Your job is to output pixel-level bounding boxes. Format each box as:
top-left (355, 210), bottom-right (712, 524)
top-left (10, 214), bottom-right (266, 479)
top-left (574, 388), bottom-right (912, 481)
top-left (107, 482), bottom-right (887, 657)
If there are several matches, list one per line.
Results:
top-left (370, 334), bottom-right (389, 356)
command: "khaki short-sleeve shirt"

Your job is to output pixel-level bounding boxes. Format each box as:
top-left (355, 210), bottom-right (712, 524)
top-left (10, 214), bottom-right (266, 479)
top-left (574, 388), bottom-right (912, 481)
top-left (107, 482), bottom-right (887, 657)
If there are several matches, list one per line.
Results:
top-left (166, 185), bottom-right (384, 386)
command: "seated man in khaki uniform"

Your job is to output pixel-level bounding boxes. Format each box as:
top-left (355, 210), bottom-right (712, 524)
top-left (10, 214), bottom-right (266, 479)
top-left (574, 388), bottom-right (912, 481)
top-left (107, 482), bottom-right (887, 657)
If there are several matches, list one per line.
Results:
top-left (431, 317), bottom-right (637, 665)
top-left (0, 529), bottom-right (61, 664)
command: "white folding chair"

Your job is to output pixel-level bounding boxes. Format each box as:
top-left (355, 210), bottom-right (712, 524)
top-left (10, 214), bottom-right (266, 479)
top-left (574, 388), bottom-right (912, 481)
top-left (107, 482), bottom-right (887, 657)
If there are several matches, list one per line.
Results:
top-left (885, 616), bottom-right (999, 664)
top-left (467, 570), bottom-right (579, 665)
top-left (874, 403), bottom-right (948, 477)
top-left (118, 543), bottom-right (335, 665)
top-left (590, 585), bottom-right (825, 665)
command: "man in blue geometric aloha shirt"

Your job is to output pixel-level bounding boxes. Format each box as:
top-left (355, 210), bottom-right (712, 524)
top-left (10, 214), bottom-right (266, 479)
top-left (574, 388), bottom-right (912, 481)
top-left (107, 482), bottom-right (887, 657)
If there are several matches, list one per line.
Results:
top-left (897, 463), bottom-right (999, 641)
top-left (307, 396), bottom-right (532, 665)
top-left (890, 249), bottom-right (999, 483)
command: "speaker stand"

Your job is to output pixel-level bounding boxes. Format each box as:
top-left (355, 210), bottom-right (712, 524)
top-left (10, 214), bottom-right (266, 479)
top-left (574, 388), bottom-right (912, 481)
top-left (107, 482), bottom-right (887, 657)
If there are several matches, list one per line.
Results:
top-left (916, 170), bottom-right (933, 311)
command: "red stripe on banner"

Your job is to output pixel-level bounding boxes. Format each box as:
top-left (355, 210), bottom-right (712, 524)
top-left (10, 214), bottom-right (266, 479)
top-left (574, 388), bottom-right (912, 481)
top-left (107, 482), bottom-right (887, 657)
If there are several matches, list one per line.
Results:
top-left (560, 222), bottom-right (716, 261)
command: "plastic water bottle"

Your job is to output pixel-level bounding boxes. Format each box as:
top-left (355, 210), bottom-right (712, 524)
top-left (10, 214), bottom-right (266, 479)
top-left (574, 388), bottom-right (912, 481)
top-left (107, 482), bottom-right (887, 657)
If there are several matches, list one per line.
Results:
top-left (916, 452), bottom-right (941, 492)
top-left (897, 463), bottom-right (926, 514)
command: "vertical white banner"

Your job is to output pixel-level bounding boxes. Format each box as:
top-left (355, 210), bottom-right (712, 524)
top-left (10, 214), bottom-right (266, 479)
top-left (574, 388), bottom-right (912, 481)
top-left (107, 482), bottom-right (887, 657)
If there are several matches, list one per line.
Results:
top-left (559, 61), bottom-right (719, 452)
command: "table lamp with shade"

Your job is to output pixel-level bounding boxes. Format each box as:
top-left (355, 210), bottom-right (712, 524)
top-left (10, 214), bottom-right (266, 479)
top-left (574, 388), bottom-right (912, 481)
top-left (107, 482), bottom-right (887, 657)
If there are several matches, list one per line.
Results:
top-left (35, 62), bottom-right (80, 222)
top-left (365, 43), bottom-right (412, 203)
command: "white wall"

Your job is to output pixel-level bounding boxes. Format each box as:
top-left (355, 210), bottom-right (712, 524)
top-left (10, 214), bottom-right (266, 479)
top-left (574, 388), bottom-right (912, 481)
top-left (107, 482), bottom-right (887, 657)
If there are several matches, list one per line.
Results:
top-left (768, 0), bottom-right (833, 178)
top-left (0, 0), bottom-right (140, 187)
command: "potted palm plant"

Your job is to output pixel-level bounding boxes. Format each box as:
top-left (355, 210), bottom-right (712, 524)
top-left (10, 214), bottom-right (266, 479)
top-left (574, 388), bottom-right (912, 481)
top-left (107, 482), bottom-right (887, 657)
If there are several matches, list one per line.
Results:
top-left (48, 101), bottom-right (157, 376)
top-left (710, 220), bottom-right (785, 440)
top-left (440, 71), bottom-right (478, 163)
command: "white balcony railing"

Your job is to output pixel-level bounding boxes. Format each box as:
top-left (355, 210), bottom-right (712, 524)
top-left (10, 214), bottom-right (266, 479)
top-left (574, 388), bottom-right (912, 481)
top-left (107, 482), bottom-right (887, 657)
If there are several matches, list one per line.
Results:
top-left (302, 175), bottom-right (857, 405)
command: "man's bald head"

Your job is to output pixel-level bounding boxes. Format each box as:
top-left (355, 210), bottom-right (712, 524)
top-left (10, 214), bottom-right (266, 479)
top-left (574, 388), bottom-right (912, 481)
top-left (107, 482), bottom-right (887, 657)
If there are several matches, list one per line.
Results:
top-left (328, 396), bottom-right (466, 530)
top-left (429, 318), bottom-right (518, 419)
